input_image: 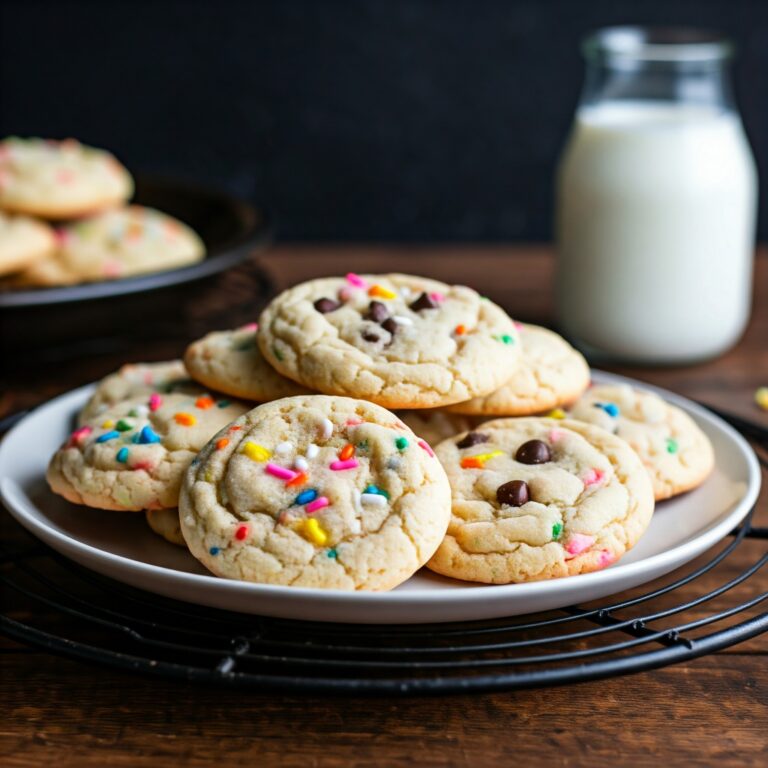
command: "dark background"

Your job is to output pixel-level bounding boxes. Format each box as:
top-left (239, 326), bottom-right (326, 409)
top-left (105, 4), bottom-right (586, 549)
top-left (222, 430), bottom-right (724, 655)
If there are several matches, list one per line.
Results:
top-left (1, 0), bottom-right (766, 241)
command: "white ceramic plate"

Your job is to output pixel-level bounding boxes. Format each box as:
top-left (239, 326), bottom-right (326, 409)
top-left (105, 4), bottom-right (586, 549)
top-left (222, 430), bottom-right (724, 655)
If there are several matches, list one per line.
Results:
top-left (0, 371), bottom-right (760, 624)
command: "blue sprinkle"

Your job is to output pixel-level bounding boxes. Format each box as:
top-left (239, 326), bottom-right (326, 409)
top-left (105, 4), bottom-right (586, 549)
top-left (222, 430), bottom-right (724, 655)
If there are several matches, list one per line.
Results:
top-left (217, 400), bottom-right (231, 408)
top-left (139, 425), bottom-right (161, 444)
top-left (364, 484), bottom-right (389, 499)
top-left (96, 430), bottom-right (119, 443)
top-left (295, 489), bottom-right (318, 506)
top-left (116, 447), bottom-right (129, 463)
top-left (209, 546), bottom-right (220, 555)
top-left (601, 403), bottom-right (620, 418)
top-left (327, 549), bottom-right (338, 559)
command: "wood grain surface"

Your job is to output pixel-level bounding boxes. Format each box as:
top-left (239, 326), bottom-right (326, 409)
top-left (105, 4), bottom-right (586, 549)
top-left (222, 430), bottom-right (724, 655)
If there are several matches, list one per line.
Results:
top-left (2, 246), bottom-right (766, 767)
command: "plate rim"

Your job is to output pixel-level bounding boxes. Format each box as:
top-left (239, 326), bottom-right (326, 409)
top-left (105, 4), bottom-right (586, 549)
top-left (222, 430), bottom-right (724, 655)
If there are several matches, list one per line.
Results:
top-left (0, 371), bottom-right (761, 612)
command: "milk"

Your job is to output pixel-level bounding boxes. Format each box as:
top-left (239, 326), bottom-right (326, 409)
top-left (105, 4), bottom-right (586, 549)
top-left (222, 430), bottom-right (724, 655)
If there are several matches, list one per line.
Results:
top-left (556, 101), bottom-right (757, 363)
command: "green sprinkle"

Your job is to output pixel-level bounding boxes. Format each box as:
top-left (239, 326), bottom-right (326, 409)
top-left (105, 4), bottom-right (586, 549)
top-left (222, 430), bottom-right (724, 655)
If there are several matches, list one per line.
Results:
top-left (327, 549), bottom-right (338, 559)
top-left (272, 345), bottom-right (284, 362)
top-left (116, 419), bottom-right (133, 432)
top-left (552, 522), bottom-right (563, 540)
top-left (116, 447), bottom-right (129, 463)
top-left (500, 334), bottom-right (513, 345)
top-left (356, 440), bottom-right (369, 451)
top-left (217, 400), bottom-right (231, 408)
top-left (666, 438), bottom-right (679, 454)
top-left (128, 408), bottom-right (139, 418)
top-left (395, 436), bottom-right (409, 451)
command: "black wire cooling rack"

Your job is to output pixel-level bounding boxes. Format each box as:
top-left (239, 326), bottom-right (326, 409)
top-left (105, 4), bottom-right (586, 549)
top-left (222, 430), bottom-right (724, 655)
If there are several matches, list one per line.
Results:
top-left (2, 416), bottom-right (767, 696)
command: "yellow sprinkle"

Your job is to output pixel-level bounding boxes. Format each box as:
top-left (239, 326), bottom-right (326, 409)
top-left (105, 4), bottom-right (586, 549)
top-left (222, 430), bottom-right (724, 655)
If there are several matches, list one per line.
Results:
top-left (471, 450), bottom-right (504, 463)
top-left (101, 420), bottom-right (115, 429)
top-left (368, 284), bottom-right (397, 299)
top-left (547, 408), bottom-right (566, 419)
top-left (756, 387), bottom-right (768, 411)
top-left (299, 518), bottom-right (328, 546)
top-left (204, 470), bottom-right (214, 483)
top-left (242, 441), bottom-right (271, 462)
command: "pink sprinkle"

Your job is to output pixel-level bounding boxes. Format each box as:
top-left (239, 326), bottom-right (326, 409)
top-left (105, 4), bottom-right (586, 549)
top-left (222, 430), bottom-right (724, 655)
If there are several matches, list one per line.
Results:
top-left (266, 463), bottom-right (298, 481)
top-left (597, 550), bottom-right (616, 569)
top-left (242, 322), bottom-right (258, 332)
top-left (548, 429), bottom-right (563, 443)
top-left (338, 286), bottom-right (354, 301)
top-left (346, 272), bottom-right (367, 288)
top-left (429, 292), bottom-right (446, 303)
top-left (514, 321), bottom-right (524, 330)
top-left (305, 496), bottom-right (330, 514)
top-left (565, 533), bottom-right (595, 556)
top-left (133, 460), bottom-right (154, 472)
top-left (417, 439), bottom-right (435, 457)
top-left (346, 417), bottom-right (363, 426)
top-left (68, 425), bottom-right (92, 446)
top-left (582, 468), bottom-right (605, 487)
top-left (149, 393), bottom-right (163, 411)
top-left (330, 459), bottom-right (359, 471)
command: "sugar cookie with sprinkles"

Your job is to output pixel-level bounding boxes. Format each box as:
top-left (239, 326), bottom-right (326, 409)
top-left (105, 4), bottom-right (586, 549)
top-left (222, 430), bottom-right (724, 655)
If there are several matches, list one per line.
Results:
top-left (0, 211), bottom-right (56, 276)
top-left (0, 137), bottom-right (133, 219)
top-left (257, 273), bottom-right (521, 409)
top-left (179, 395), bottom-right (451, 590)
top-left (78, 360), bottom-right (196, 425)
top-left (184, 324), bottom-right (313, 401)
top-left (48, 391), bottom-right (248, 511)
top-left (567, 383), bottom-right (714, 500)
top-left (446, 323), bottom-right (590, 416)
top-left (427, 417), bottom-right (654, 584)
top-left (145, 509), bottom-right (185, 546)
top-left (15, 205), bottom-right (205, 286)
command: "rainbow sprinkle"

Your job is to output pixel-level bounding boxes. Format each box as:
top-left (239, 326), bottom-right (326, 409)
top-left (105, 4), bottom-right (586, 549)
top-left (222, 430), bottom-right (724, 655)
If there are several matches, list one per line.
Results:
top-left (174, 412), bottom-right (196, 426)
top-left (96, 430), bottom-right (119, 443)
top-left (299, 517), bottom-right (328, 545)
top-left (295, 489), bottom-right (318, 506)
top-left (138, 425), bottom-right (161, 444)
top-left (330, 459), bottom-right (358, 471)
top-left (148, 393), bottom-right (163, 411)
top-left (305, 496), bottom-right (330, 514)
top-left (417, 439), bottom-right (434, 457)
top-left (346, 272), bottom-right (367, 288)
top-left (116, 447), bottom-right (129, 463)
top-left (395, 437), bottom-right (409, 451)
top-left (266, 463), bottom-right (298, 481)
top-left (565, 533), bottom-right (595, 556)
top-left (242, 442), bottom-right (271, 462)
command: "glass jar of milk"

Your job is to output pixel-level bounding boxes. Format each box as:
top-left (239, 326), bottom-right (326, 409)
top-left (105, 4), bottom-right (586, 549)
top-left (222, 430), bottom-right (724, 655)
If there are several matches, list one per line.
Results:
top-left (556, 28), bottom-right (757, 363)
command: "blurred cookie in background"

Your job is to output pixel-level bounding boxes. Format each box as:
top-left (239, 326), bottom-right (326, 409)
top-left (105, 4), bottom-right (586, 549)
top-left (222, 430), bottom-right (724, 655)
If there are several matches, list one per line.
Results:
top-left (0, 210), bottom-right (56, 275)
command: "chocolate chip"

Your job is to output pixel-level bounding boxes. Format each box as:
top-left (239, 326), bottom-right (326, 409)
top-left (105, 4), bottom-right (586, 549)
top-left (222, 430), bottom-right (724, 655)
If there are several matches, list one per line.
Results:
top-left (409, 292), bottom-right (437, 311)
top-left (314, 297), bottom-right (340, 313)
top-left (515, 439), bottom-right (552, 464)
top-left (496, 480), bottom-right (530, 507)
top-left (362, 331), bottom-right (380, 342)
top-left (456, 432), bottom-right (489, 449)
top-left (366, 301), bottom-right (389, 323)
top-left (381, 317), bottom-right (398, 336)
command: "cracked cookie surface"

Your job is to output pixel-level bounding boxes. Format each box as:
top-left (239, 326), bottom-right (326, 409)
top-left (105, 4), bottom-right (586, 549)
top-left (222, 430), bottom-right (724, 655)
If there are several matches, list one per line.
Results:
top-left (145, 509), bottom-right (185, 546)
top-left (184, 324), bottom-right (313, 401)
top-left (78, 360), bottom-right (196, 425)
top-left (427, 417), bottom-right (654, 584)
top-left (257, 273), bottom-right (521, 408)
top-left (179, 395), bottom-right (451, 590)
top-left (48, 390), bottom-right (248, 511)
top-left (568, 384), bottom-right (714, 500)
top-left (446, 323), bottom-right (590, 416)
top-left (0, 137), bottom-right (133, 219)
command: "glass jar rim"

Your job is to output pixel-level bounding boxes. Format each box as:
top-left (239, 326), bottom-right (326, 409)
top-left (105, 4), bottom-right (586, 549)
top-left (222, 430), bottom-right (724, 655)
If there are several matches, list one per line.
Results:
top-left (582, 26), bottom-right (734, 62)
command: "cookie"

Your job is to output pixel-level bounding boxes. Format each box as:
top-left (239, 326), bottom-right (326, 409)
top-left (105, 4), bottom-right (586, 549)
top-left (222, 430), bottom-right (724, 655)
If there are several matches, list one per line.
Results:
top-left (446, 323), bottom-right (590, 416)
top-left (397, 410), bottom-right (483, 448)
top-left (145, 509), bottom-right (185, 546)
top-left (48, 390), bottom-right (248, 511)
top-left (0, 137), bottom-right (133, 219)
top-left (179, 395), bottom-right (451, 590)
top-left (78, 360), bottom-right (195, 425)
top-left (15, 205), bottom-right (205, 286)
top-left (0, 211), bottom-right (56, 276)
top-left (427, 417), bottom-right (655, 584)
top-left (567, 384), bottom-right (714, 500)
top-left (258, 273), bottom-right (521, 409)
top-left (184, 324), bottom-right (313, 402)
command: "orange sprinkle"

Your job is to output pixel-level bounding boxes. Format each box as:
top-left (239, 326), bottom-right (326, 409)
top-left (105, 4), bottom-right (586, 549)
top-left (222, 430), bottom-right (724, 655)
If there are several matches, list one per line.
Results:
top-left (195, 396), bottom-right (214, 409)
top-left (286, 472), bottom-right (308, 488)
top-left (339, 443), bottom-right (355, 461)
top-left (174, 412), bottom-right (196, 426)
top-left (368, 284), bottom-right (397, 299)
top-left (216, 438), bottom-right (230, 450)
top-left (455, 324), bottom-right (466, 335)
top-left (460, 457), bottom-right (483, 469)
top-left (229, 425), bottom-right (242, 432)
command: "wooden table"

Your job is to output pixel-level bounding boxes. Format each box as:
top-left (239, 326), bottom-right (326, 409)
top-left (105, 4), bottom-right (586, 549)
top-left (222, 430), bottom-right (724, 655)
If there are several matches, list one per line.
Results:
top-left (2, 246), bottom-right (767, 767)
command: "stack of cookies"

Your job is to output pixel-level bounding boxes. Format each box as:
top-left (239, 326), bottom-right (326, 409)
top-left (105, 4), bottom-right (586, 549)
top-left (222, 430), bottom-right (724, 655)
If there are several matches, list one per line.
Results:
top-left (46, 272), bottom-right (714, 591)
top-left (0, 137), bottom-right (204, 287)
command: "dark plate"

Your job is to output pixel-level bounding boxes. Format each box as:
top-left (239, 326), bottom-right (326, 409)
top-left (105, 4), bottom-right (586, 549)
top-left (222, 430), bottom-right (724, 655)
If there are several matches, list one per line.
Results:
top-left (0, 176), bottom-right (272, 361)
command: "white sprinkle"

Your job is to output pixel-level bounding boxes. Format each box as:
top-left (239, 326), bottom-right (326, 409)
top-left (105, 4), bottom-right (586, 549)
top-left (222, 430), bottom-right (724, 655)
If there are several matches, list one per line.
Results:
top-left (133, 404), bottom-right (149, 417)
top-left (276, 441), bottom-right (292, 455)
top-left (361, 493), bottom-right (387, 507)
top-left (319, 418), bottom-right (333, 441)
top-left (307, 443), bottom-right (320, 459)
top-left (294, 456), bottom-right (309, 472)
top-left (400, 286), bottom-right (413, 299)
top-left (353, 489), bottom-right (363, 515)
top-left (184, 515), bottom-right (194, 526)
top-left (392, 315), bottom-right (413, 326)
